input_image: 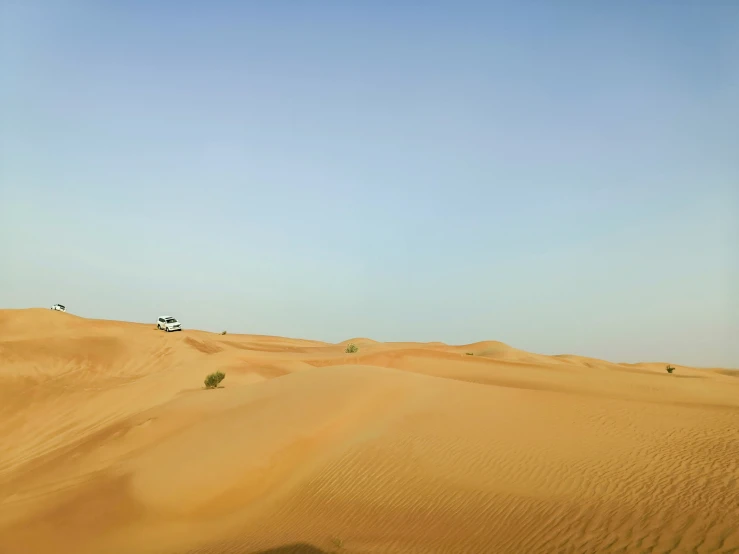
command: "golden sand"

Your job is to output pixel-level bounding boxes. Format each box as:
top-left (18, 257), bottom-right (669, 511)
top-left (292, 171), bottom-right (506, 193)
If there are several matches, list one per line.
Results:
top-left (1, 309), bottom-right (737, 553)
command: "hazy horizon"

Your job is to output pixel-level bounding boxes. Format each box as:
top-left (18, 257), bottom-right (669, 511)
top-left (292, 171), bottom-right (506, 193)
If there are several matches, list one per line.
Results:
top-left (1, 1), bottom-right (737, 368)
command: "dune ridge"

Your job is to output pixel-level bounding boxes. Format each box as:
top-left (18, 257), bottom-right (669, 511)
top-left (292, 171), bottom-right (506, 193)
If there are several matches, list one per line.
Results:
top-left (0, 308), bottom-right (737, 554)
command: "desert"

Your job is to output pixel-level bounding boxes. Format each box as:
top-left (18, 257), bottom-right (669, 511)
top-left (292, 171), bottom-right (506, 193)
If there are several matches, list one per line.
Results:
top-left (0, 308), bottom-right (737, 554)
top-left (3, 0), bottom-right (737, 552)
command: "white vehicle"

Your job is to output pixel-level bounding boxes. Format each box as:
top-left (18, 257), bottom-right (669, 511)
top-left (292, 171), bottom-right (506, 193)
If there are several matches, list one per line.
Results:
top-left (51, 304), bottom-right (66, 312)
top-left (157, 316), bottom-right (182, 332)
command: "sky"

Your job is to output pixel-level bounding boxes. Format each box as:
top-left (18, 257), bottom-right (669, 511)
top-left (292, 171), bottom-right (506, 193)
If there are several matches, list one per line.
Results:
top-left (1, 0), bottom-right (737, 368)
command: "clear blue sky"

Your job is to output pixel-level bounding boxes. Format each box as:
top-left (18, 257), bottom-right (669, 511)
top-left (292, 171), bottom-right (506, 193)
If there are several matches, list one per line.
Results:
top-left (1, 1), bottom-right (737, 367)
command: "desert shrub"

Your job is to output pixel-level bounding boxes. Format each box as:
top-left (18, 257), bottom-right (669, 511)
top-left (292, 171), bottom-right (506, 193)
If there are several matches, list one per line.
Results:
top-left (345, 343), bottom-right (358, 354)
top-left (204, 371), bottom-right (226, 388)
top-left (466, 352), bottom-right (474, 355)
top-left (666, 365), bottom-right (675, 374)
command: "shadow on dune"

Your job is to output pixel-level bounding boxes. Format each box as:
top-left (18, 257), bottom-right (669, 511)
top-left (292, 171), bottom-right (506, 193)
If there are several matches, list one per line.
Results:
top-left (248, 544), bottom-right (331, 554)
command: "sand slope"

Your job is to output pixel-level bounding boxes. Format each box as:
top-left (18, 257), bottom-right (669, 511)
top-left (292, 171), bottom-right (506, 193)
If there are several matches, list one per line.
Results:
top-left (0, 309), bottom-right (737, 554)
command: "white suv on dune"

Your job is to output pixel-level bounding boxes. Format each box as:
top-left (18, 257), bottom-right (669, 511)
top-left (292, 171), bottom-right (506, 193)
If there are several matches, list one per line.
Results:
top-left (51, 304), bottom-right (66, 312)
top-left (157, 316), bottom-right (182, 332)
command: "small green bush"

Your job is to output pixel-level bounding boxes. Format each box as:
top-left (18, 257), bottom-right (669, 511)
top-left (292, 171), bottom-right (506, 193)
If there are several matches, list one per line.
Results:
top-left (666, 365), bottom-right (675, 374)
top-left (345, 343), bottom-right (358, 354)
top-left (465, 352), bottom-right (474, 356)
top-left (204, 371), bottom-right (226, 388)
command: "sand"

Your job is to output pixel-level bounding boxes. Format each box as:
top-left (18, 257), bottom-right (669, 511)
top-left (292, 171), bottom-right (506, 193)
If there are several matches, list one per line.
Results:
top-left (0, 308), bottom-right (737, 554)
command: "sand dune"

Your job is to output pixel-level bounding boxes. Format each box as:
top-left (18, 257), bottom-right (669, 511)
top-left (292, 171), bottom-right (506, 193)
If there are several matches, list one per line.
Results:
top-left (0, 309), bottom-right (737, 554)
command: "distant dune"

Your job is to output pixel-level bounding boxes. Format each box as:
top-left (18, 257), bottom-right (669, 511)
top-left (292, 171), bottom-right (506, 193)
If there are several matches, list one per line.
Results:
top-left (0, 308), bottom-right (737, 554)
